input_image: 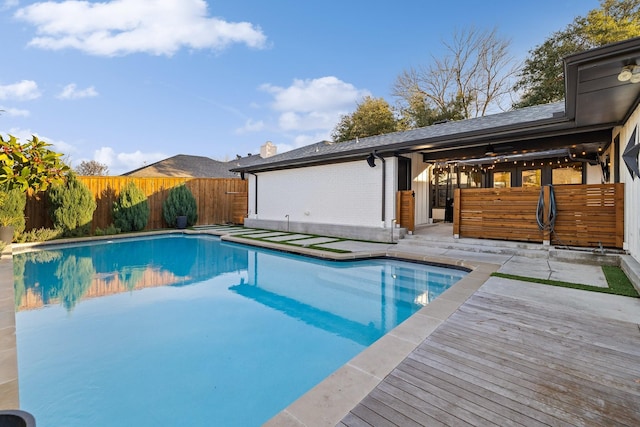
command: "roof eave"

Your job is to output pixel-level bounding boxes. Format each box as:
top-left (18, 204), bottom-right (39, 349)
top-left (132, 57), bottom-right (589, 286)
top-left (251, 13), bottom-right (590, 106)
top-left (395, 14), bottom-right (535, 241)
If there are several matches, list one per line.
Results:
top-left (233, 114), bottom-right (581, 173)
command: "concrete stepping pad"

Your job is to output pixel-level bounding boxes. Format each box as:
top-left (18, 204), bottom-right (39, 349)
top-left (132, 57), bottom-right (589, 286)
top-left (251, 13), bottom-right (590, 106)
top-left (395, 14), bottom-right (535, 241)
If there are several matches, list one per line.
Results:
top-left (265, 234), bottom-right (314, 242)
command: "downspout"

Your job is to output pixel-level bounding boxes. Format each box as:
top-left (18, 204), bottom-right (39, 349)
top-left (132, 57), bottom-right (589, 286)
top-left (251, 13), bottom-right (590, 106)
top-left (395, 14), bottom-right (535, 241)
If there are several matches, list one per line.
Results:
top-left (379, 156), bottom-right (386, 224)
top-left (370, 152), bottom-right (386, 224)
top-left (245, 172), bottom-right (258, 215)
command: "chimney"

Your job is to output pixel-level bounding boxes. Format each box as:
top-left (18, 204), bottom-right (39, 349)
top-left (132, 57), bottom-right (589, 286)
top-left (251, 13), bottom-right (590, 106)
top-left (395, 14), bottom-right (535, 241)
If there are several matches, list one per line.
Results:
top-left (260, 141), bottom-right (277, 158)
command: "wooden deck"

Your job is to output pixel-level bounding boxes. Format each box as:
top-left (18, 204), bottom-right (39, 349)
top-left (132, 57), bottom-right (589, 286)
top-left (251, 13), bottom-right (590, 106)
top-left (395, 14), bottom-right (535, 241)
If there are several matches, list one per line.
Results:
top-left (339, 287), bottom-right (640, 426)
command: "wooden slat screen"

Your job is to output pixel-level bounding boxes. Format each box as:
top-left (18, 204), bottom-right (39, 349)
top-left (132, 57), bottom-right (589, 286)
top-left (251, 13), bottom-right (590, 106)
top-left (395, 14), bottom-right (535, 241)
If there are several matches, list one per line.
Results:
top-left (396, 191), bottom-right (415, 232)
top-left (453, 183), bottom-right (624, 249)
top-left (551, 184), bottom-right (624, 248)
top-left (24, 177), bottom-right (248, 232)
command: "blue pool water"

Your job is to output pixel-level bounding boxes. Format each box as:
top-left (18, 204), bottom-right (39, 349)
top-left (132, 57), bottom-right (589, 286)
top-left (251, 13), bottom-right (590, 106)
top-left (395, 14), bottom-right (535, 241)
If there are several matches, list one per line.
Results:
top-left (13, 235), bottom-right (467, 426)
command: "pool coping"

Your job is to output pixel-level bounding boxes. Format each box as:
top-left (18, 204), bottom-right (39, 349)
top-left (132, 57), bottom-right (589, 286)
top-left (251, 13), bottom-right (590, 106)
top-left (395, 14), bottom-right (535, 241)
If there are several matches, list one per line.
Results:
top-left (0, 230), bottom-right (499, 425)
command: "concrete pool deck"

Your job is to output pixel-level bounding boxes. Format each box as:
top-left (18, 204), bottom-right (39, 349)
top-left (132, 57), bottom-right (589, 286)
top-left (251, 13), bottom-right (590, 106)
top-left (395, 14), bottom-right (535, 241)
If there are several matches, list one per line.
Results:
top-left (1, 226), bottom-right (640, 425)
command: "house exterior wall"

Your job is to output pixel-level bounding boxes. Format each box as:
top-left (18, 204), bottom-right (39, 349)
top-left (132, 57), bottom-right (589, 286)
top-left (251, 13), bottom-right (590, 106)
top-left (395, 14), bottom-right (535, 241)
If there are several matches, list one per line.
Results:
top-left (406, 153), bottom-right (431, 225)
top-left (246, 159), bottom-right (399, 240)
top-left (586, 162), bottom-right (606, 184)
top-left (620, 103), bottom-right (640, 261)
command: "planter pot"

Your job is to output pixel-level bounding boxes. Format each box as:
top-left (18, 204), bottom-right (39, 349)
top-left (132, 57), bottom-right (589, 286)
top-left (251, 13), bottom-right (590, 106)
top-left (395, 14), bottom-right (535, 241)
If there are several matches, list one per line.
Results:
top-left (0, 226), bottom-right (14, 244)
top-left (0, 409), bottom-right (36, 427)
top-left (176, 216), bottom-right (188, 229)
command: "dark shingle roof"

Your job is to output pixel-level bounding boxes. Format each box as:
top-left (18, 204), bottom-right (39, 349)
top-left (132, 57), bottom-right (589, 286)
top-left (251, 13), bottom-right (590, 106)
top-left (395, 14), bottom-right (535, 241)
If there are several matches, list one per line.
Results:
top-left (224, 153), bottom-right (265, 169)
top-left (123, 154), bottom-right (239, 178)
top-left (232, 102), bottom-right (568, 172)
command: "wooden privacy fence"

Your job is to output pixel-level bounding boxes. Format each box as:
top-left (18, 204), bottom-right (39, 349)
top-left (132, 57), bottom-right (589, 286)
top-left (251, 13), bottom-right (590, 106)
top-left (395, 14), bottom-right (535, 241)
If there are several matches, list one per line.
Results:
top-left (25, 177), bottom-right (248, 232)
top-left (453, 183), bottom-right (624, 249)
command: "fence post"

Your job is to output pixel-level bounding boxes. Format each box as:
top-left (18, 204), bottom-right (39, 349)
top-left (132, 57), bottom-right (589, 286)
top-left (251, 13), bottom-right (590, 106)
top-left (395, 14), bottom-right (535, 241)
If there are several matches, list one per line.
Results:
top-left (453, 188), bottom-right (461, 238)
top-left (615, 183), bottom-right (624, 248)
top-left (543, 185), bottom-right (551, 245)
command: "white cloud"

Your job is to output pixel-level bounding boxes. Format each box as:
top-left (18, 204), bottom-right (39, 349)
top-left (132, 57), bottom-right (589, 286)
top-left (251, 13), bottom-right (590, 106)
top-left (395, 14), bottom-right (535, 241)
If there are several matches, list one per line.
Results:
top-left (259, 76), bottom-right (370, 133)
top-left (261, 76), bottom-right (369, 113)
top-left (235, 118), bottom-right (264, 134)
top-left (57, 83), bottom-right (98, 100)
top-left (15, 0), bottom-right (268, 56)
top-left (94, 146), bottom-right (166, 174)
top-left (277, 111), bottom-right (338, 132)
top-left (0, 106), bottom-right (30, 117)
top-left (0, 80), bottom-right (41, 101)
top-left (1, 0), bottom-right (18, 11)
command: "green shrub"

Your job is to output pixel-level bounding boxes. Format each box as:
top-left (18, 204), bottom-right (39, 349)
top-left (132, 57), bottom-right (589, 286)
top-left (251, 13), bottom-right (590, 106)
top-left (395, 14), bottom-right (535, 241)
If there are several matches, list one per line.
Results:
top-left (113, 182), bottom-right (149, 232)
top-left (94, 224), bottom-right (121, 236)
top-left (48, 174), bottom-right (97, 237)
top-left (0, 186), bottom-right (27, 240)
top-left (16, 227), bottom-right (62, 243)
top-left (162, 184), bottom-right (198, 228)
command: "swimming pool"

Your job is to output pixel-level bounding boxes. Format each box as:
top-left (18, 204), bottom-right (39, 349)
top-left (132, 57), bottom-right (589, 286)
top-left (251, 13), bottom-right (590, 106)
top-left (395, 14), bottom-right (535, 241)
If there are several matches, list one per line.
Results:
top-left (13, 234), bottom-right (467, 426)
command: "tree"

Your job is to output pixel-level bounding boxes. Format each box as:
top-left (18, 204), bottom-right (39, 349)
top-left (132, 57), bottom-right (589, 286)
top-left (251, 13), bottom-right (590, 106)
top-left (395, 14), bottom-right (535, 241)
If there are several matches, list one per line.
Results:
top-left (393, 27), bottom-right (517, 126)
top-left (48, 174), bottom-right (97, 237)
top-left (514, 0), bottom-right (640, 108)
top-left (0, 187), bottom-right (27, 241)
top-left (162, 184), bottom-right (198, 228)
top-left (113, 182), bottom-right (149, 232)
top-left (75, 160), bottom-right (109, 176)
top-left (0, 134), bottom-right (69, 195)
top-left (331, 96), bottom-right (400, 142)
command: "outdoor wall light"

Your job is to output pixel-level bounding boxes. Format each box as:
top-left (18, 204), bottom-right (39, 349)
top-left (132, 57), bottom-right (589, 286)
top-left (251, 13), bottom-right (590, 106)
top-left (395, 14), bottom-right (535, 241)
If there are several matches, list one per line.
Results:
top-left (366, 153), bottom-right (377, 167)
top-left (366, 154), bottom-right (376, 167)
top-left (618, 64), bottom-right (640, 83)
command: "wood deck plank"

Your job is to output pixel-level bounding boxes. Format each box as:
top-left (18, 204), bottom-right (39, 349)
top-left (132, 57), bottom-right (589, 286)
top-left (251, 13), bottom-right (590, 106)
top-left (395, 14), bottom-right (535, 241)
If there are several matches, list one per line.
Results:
top-left (465, 292), bottom-right (640, 357)
top-left (436, 323), bottom-right (640, 401)
top-left (398, 358), bottom-right (551, 426)
top-left (414, 337), bottom-right (637, 426)
top-left (339, 289), bottom-right (640, 427)
top-left (371, 381), bottom-right (471, 427)
top-left (348, 400), bottom-right (398, 427)
top-left (408, 348), bottom-right (594, 425)
top-left (389, 366), bottom-right (532, 427)
top-left (430, 328), bottom-right (640, 418)
top-left (380, 375), bottom-right (495, 427)
top-left (445, 301), bottom-right (640, 377)
top-left (444, 307), bottom-right (640, 379)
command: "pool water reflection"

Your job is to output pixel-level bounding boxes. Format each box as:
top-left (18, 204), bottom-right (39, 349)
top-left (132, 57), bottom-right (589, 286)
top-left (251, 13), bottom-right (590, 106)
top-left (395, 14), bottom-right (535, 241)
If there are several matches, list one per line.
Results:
top-left (14, 235), bottom-right (466, 426)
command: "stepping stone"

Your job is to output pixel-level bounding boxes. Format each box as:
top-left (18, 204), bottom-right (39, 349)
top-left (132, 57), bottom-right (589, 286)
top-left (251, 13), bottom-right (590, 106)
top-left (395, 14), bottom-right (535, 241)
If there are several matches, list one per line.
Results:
top-left (225, 228), bottom-right (262, 234)
top-left (266, 234), bottom-right (313, 242)
top-left (239, 231), bottom-right (290, 238)
top-left (287, 237), bottom-right (339, 246)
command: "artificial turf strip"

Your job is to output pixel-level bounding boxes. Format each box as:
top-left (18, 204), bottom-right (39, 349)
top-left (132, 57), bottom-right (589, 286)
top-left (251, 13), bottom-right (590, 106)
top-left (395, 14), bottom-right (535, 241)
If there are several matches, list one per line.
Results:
top-left (602, 265), bottom-right (639, 297)
top-left (491, 267), bottom-right (639, 298)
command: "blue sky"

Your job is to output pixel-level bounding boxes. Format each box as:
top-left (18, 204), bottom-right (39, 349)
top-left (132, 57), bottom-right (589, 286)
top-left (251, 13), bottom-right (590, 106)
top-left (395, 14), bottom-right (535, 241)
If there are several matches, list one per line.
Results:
top-left (1, 0), bottom-right (600, 174)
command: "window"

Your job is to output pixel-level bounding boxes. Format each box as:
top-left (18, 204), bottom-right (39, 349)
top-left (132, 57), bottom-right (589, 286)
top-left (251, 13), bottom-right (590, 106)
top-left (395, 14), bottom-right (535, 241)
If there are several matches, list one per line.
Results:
top-left (522, 169), bottom-right (541, 187)
top-left (431, 168), bottom-right (456, 208)
top-left (460, 170), bottom-right (483, 188)
top-left (493, 171), bottom-right (511, 188)
top-left (397, 157), bottom-right (411, 191)
top-left (552, 165), bottom-right (582, 184)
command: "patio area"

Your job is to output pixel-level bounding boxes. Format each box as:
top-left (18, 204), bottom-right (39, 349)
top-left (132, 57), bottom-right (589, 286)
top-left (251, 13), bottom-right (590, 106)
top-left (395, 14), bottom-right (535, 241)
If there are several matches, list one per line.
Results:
top-left (337, 277), bottom-right (640, 426)
top-left (244, 224), bottom-right (640, 426)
